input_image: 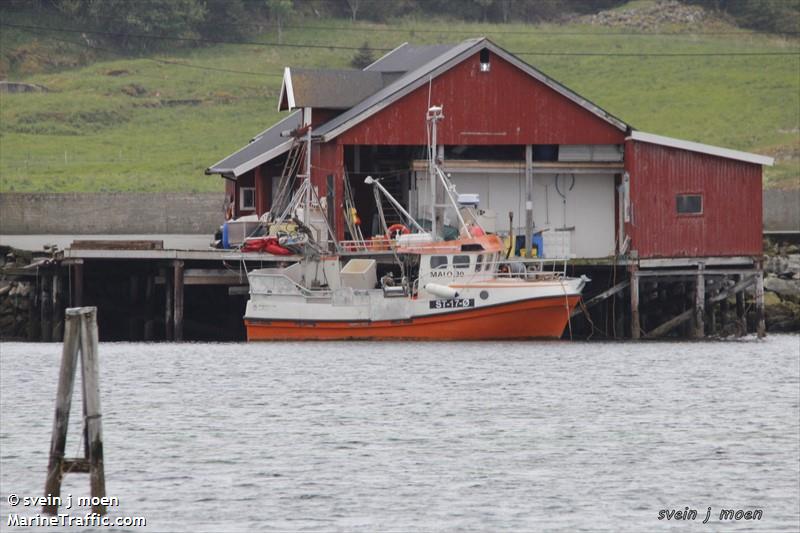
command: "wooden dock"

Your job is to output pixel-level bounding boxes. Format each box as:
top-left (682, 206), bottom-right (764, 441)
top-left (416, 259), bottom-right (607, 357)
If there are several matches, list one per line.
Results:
top-left (1, 239), bottom-right (767, 342)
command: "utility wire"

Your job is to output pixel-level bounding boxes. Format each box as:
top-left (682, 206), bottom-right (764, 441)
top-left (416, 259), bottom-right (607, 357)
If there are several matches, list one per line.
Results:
top-left (277, 22), bottom-right (800, 37)
top-left (3, 22), bottom-right (798, 57)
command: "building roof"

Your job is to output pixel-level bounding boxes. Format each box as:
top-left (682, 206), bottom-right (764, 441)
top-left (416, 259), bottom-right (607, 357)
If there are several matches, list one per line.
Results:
top-left (313, 37), bottom-right (629, 142)
top-left (205, 110), bottom-right (302, 178)
top-left (365, 42), bottom-right (458, 73)
top-left (627, 130), bottom-right (774, 166)
top-left (278, 68), bottom-right (387, 111)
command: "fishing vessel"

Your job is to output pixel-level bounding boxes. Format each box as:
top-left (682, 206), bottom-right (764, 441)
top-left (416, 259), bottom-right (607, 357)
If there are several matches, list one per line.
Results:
top-left (243, 106), bottom-right (587, 340)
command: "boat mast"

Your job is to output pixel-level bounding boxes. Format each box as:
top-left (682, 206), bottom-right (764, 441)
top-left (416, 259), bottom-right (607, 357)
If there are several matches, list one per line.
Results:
top-left (427, 106), bottom-right (443, 239)
top-left (303, 125), bottom-right (312, 227)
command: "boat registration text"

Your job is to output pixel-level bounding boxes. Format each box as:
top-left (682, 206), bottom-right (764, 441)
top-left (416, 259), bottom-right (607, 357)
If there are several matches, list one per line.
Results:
top-left (429, 298), bottom-right (475, 309)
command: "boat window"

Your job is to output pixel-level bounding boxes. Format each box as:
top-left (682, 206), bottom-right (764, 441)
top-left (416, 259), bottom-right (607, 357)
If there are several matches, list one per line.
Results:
top-left (430, 255), bottom-right (448, 269)
top-left (475, 254), bottom-right (484, 271)
top-left (453, 255), bottom-right (471, 269)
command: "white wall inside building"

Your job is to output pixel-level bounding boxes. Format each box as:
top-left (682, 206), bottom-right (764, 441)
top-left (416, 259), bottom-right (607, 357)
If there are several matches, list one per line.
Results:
top-left (413, 169), bottom-right (616, 258)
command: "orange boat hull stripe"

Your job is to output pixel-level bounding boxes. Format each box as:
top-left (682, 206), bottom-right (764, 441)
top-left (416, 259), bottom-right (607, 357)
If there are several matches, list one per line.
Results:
top-left (246, 295), bottom-right (580, 341)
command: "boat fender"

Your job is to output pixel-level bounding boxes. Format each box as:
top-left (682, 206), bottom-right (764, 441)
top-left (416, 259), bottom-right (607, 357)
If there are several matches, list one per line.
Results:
top-left (386, 223), bottom-right (411, 239)
top-left (424, 283), bottom-right (459, 299)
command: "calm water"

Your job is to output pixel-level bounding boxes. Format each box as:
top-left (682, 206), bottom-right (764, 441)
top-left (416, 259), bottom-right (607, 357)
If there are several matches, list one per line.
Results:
top-left (1, 337), bottom-right (798, 532)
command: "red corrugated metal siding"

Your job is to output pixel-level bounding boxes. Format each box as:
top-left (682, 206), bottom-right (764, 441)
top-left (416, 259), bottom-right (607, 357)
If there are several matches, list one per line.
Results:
top-left (337, 52), bottom-right (625, 146)
top-left (624, 139), bottom-right (763, 258)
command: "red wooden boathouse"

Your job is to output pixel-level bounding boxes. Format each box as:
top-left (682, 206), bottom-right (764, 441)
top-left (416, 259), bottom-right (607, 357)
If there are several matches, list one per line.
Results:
top-left (207, 37), bottom-right (774, 339)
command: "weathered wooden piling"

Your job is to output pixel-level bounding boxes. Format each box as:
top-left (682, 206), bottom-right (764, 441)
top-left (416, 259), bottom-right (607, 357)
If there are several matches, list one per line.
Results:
top-left (736, 274), bottom-right (747, 336)
top-left (173, 260), bottom-right (184, 341)
top-left (164, 266), bottom-right (174, 341)
top-left (144, 274), bottom-right (155, 341)
top-left (694, 264), bottom-right (705, 338)
top-left (52, 273), bottom-right (63, 341)
top-left (71, 261), bottom-right (84, 307)
top-left (40, 271), bottom-right (52, 342)
top-left (43, 307), bottom-right (106, 516)
top-left (755, 268), bottom-right (766, 338)
top-left (630, 267), bottom-right (640, 339)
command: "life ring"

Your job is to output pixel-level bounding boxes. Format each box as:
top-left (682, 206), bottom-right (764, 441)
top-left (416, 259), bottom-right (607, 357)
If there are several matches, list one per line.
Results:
top-left (468, 224), bottom-right (486, 237)
top-left (386, 223), bottom-right (410, 239)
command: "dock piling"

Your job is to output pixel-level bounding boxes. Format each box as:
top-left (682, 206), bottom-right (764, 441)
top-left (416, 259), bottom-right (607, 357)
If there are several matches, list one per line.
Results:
top-left (736, 274), bottom-right (747, 336)
top-left (43, 307), bottom-right (106, 515)
top-left (694, 264), bottom-right (705, 338)
top-left (173, 260), bottom-right (184, 341)
top-left (755, 268), bottom-right (766, 338)
top-left (630, 267), bottom-right (640, 339)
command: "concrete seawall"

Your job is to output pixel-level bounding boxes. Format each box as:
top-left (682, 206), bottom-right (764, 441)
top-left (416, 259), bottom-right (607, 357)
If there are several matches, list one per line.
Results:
top-left (764, 188), bottom-right (800, 233)
top-left (0, 192), bottom-right (224, 234)
top-left (1, 189), bottom-right (796, 235)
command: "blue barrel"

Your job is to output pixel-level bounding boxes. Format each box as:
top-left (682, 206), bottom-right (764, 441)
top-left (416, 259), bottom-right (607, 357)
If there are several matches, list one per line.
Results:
top-left (222, 222), bottom-right (230, 249)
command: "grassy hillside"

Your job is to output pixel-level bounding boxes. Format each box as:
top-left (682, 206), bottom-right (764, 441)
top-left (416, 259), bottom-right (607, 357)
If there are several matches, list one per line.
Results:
top-left (1, 6), bottom-right (798, 192)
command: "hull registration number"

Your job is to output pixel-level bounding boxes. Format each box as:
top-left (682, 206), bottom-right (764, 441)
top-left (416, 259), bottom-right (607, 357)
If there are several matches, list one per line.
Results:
top-left (429, 298), bottom-right (475, 310)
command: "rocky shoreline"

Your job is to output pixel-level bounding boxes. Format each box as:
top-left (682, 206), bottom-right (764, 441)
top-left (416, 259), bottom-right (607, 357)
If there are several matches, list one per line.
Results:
top-left (763, 238), bottom-right (800, 332)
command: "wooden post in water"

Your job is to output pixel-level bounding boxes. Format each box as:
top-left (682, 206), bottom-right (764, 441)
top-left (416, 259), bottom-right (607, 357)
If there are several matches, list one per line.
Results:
top-left (41, 271), bottom-right (52, 342)
top-left (144, 274), bottom-right (155, 341)
top-left (173, 260), bottom-right (184, 341)
top-left (720, 289), bottom-right (729, 335)
top-left (128, 273), bottom-right (139, 341)
top-left (52, 273), bottom-right (63, 341)
top-left (164, 266), bottom-right (174, 341)
top-left (736, 274), bottom-right (747, 336)
top-left (43, 307), bottom-right (106, 516)
top-left (630, 267), bottom-right (640, 339)
top-left (694, 264), bottom-right (705, 338)
top-left (755, 268), bottom-right (766, 338)
top-left (72, 261), bottom-right (84, 308)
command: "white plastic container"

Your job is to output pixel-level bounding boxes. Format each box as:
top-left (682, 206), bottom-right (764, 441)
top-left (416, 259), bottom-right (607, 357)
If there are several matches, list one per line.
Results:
top-left (340, 259), bottom-right (377, 290)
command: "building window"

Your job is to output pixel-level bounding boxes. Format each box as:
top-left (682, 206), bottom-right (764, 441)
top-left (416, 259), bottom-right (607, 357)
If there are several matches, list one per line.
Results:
top-left (479, 48), bottom-right (491, 72)
top-left (430, 256), bottom-right (448, 269)
top-left (240, 187), bottom-right (255, 211)
top-left (676, 194), bottom-right (702, 215)
top-left (453, 255), bottom-right (471, 269)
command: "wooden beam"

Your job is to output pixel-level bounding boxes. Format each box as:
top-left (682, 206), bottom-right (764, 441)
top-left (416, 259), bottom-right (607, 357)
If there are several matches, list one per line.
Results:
top-left (635, 268), bottom-right (756, 278)
top-left (70, 240), bottom-right (163, 250)
top-left (571, 279), bottom-right (630, 318)
top-left (709, 275), bottom-right (756, 304)
top-left (645, 309), bottom-right (693, 338)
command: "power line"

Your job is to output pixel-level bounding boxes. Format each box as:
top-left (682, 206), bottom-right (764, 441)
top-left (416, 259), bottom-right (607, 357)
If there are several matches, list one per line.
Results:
top-left (278, 22), bottom-right (800, 37)
top-left (3, 22), bottom-right (798, 58)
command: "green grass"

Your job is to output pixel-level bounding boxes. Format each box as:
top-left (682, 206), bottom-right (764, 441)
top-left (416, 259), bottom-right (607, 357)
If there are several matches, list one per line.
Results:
top-left (1, 10), bottom-right (798, 192)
